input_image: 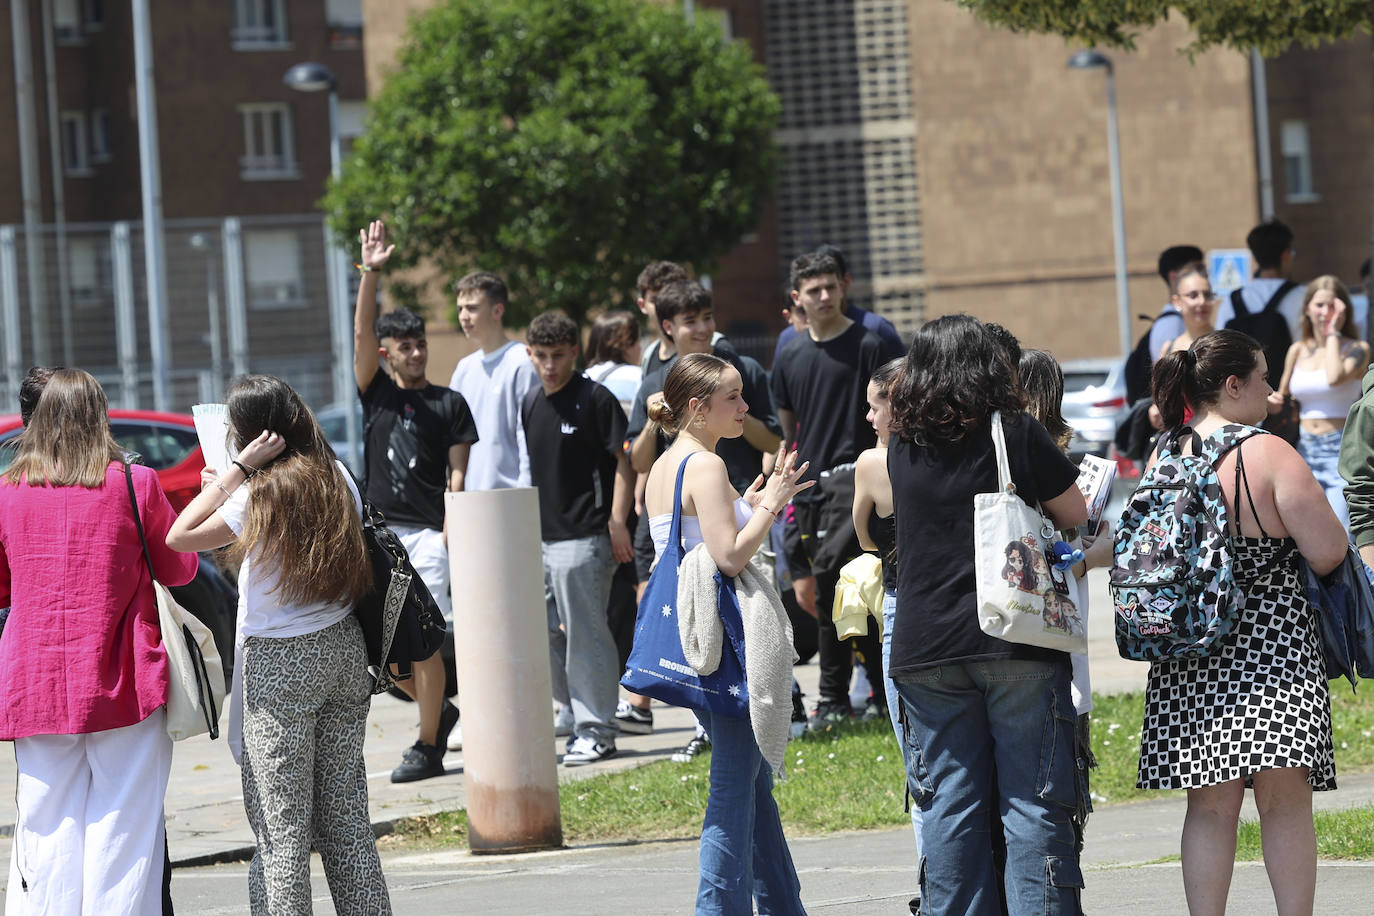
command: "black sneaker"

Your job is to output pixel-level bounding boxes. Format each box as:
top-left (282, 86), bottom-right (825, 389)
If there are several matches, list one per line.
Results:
top-left (790, 690), bottom-right (807, 740)
top-left (807, 700), bottom-right (852, 733)
top-left (909, 896), bottom-right (921, 915)
top-left (614, 699), bottom-right (654, 735)
top-left (390, 741), bottom-right (446, 783)
top-left (671, 732), bottom-right (711, 762)
top-left (436, 700), bottom-right (460, 751)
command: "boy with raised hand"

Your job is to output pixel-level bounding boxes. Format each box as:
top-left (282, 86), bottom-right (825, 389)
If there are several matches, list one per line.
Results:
top-left (354, 220), bottom-right (474, 782)
top-left (523, 312), bottom-right (635, 765)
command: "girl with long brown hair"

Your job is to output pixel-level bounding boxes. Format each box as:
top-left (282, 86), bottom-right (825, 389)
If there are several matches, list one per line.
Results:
top-left (0, 369), bottom-right (198, 914)
top-left (167, 375), bottom-right (389, 915)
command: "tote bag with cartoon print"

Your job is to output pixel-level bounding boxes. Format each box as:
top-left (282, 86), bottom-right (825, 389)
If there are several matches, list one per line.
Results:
top-left (973, 412), bottom-right (1088, 653)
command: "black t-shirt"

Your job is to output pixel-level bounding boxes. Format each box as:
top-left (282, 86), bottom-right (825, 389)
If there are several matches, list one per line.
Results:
top-left (626, 346), bottom-right (782, 493)
top-left (523, 374), bottom-right (628, 541)
top-left (887, 413), bottom-right (1080, 675)
top-left (770, 321), bottom-right (891, 481)
top-left (360, 370), bottom-right (479, 530)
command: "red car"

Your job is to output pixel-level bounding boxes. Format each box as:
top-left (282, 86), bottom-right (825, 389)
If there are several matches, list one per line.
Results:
top-left (0, 409), bottom-right (237, 678)
top-left (0, 409), bottom-right (206, 510)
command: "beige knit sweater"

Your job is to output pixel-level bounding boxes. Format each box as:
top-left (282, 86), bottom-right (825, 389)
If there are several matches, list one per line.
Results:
top-left (678, 544), bottom-right (796, 777)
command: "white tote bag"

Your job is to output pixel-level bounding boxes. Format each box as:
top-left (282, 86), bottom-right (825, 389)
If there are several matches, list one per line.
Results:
top-left (157, 582), bottom-right (227, 741)
top-left (972, 412), bottom-right (1088, 653)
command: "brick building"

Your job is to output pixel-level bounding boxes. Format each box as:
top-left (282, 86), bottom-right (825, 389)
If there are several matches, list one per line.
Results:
top-left (0, 0), bottom-right (366, 408)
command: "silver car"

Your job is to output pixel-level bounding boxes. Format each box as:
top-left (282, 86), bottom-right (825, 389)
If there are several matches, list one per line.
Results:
top-left (1060, 358), bottom-right (1128, 462)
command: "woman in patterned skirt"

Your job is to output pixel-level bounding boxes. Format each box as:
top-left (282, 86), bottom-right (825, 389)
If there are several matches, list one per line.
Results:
top-left (1143, 330), bottom-right (1347, 916)
top-left (168, 375), bottom-right (390, 915)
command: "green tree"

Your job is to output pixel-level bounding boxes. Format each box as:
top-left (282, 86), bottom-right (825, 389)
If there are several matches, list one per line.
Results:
top-left (323, 0), bottom-right (780, 327)
top-left (952, 1), bottom-right (1366, 56)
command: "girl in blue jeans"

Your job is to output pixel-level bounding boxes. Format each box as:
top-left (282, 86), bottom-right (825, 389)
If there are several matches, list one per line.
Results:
top-left (643, 353), bottom-right (813, 915)
top-left (885, 317), bottom-right (1088, 916)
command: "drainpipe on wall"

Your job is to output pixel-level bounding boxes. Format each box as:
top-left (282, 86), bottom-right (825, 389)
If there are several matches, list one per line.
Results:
top-left (10, 0), bottom-right (52, 364)
top-left (1251, 48), bottom-right (1275, 222)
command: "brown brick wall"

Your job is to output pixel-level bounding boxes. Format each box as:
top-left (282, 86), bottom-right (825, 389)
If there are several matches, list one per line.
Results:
top-left (909, 1), bottom-right (1259, 358)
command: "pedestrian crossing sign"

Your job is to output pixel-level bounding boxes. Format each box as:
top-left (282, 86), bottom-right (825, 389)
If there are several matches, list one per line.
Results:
top-left (1207, 249), bottom-right (1251, 299)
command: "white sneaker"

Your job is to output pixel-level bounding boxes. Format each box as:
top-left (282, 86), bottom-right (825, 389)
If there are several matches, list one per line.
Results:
top-left (563, 735), bottom-right (617, 766)
top-left (554, 705), bottom-right (574, 737)
top-left (446, 723), bottom-right (463, 751)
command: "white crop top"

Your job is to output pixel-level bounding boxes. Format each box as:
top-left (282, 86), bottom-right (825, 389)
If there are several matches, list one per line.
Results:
top-left (650, 497), bottom-right (755, 558)
top-left (1288, 368), bottom-right (1362, 421)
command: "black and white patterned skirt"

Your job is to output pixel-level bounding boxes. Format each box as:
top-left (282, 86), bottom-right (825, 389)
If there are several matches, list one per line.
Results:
top-left (1137, 537), bottom-right (1336, 791)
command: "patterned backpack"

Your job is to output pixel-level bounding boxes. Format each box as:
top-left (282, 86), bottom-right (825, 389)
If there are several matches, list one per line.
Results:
top-left (1110, 424), bottom-right (1266, 661)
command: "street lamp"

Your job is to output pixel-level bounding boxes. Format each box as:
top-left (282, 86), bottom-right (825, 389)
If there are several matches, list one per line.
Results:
top-left (1068, 50), bottom-right (1132, 359)
top-left (283, 61), bottom-right (360, 466)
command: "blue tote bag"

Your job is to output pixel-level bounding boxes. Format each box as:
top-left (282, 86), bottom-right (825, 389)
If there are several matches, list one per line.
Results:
top-left (620, 455), bottom-right (750, 719)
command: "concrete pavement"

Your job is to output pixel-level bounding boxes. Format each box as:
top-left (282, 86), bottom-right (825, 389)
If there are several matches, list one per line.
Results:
top-left (6, 567), bottom-right (1374, 913)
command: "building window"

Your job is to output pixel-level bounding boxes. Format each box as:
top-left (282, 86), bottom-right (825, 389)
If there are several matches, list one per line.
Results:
top-left (90, 109), bottom-right (111, 162)
top-left (84, 0), bottom-right (104, 30)
top-left (231, 0), bottom-right (289, 48)
top-left (54, 0), bottom-right (82, 43)
top-left (69, 237), bottom-right (113, 306)
top-left (1281, 120), bottom-right (1318, 203)
top-left (238, 103), bottom-right (298, 180)
top-left (244, 229), bottom-right (305, 309)
top-left (326, 0), bottom-right (363, 50)
top-left (61, 112), bottom-right (91, 175)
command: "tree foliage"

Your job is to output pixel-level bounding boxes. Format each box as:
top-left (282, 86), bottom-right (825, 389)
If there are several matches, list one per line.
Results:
top-left (953, 0), bottom-right (1367, 56)
top-left (323, 0), bottom-right (780, 326)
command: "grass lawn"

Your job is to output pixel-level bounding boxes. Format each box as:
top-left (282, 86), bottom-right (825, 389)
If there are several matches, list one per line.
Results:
top-left (385, 684), bottom-right (1374, 852)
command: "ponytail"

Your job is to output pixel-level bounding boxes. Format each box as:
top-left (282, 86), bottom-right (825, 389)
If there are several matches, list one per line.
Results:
top-left (1151, 330), bottom-right (1262, 429)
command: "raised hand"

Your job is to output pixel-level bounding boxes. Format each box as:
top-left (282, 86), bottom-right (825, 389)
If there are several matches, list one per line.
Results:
top-left (358, 219), bottom-right (395, 271)
top-left (238, 430), bottom-right (286, 471)
top-left (760, 444), bottom-right (814, 514)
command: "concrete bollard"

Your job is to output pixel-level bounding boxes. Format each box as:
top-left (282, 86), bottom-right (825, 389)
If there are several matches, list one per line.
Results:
top-left (446, 487), bottom-right (562, 853)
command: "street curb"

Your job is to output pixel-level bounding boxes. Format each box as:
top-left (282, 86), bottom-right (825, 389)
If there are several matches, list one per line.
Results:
top-left (170, 819), bottom-right (401, 869)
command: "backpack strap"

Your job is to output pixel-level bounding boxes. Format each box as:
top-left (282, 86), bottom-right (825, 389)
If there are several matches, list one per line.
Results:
top-left (1261, 280), bottom-right (1298, 314)
top-left (1230, 288), bottom-right (1250, 319)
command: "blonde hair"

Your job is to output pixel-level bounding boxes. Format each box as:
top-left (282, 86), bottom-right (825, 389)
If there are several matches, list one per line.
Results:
top-left (4, 369), bottom-right (123, 487)
top-left (1299, 275), bottom-right (1358, 342)
top-left (646, 353), bottom-right (730, 434)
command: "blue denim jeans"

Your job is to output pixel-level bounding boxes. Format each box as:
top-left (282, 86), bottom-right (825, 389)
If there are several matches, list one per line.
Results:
top-left (1299, 428), bottom-right (1350, 530)
top-left (894, 658), bottom-right (1083, 916)
top-left (692, 710), bottom-right (806, 916)
top-left (881, 592), bottom-right (923, 853)
top-left (543, 534), bottom-right (619, 743)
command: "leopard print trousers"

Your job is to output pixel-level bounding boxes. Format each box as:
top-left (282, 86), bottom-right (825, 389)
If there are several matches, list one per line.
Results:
top-left (241, 614), bottom-right (392, 915)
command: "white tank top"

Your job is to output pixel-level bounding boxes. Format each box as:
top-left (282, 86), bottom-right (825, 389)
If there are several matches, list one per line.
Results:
top-left (650, 497), bottom-right (755, 558)
top-left (1288, 368), bottom-right (1362, 420)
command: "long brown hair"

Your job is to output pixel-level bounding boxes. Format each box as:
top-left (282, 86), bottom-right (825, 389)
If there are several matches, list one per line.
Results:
top-left (1298, 275), bottom-right (1358, 342)
top-left (223, 375), bottom-right (371, 608)
top-left (4, 368), bottom-right (123, 487)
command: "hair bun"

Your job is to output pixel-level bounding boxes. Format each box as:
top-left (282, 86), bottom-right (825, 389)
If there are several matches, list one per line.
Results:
top-left (647, 399), bottom-right (676, 426)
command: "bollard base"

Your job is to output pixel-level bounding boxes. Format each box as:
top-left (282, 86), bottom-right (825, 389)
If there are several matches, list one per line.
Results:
top-left (466, 781), bottom-right (563, 854)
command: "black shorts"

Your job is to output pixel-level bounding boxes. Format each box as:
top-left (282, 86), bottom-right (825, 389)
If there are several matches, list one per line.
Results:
top-left (634, 510), bottom-right (656, 584)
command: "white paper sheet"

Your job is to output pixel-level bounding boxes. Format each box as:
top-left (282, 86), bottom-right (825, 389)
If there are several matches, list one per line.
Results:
top-left (191, 403), bottom-right (234, 475)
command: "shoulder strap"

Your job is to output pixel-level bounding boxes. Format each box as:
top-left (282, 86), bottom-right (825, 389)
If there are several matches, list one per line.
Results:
top-left (988, 411), bottom-right (1014, 495)
top-left (593, 363), bottom-right (620, 384)
top-left (1232, 440), bottom-right (1271, 540)
top-left (667, 454), bottom-right (694, 563)
top-left (122, 459), bottom-right (158, 583)
top-left (1230, 288), bottom-right (1250, 319)
top-left (1262, 280), bottom-right (1298, 313)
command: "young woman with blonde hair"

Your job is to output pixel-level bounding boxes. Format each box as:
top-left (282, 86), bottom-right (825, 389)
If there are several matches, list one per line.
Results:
top-left (168, 374), bottom-right (390, 914)
top-left (1276, 275), bottom-right (1371, 528)
top-left (0, 368), bottom-right (198, 914)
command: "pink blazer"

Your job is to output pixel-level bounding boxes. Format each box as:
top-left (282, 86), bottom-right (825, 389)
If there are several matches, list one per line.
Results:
top-left (0, 462), bottom-right (198, 739)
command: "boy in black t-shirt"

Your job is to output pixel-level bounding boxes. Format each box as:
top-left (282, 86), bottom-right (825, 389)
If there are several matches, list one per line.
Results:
top-left (522, 312), bottom-right (635, 766)
top-left (354, 220), bottom-right (475, 783)
top-left (771, 252), bottom-right (899, 728)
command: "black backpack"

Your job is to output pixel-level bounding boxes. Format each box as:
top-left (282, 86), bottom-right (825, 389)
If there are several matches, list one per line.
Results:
top-left (1123, 312), bottom-right (1164, 405)
top-left (1225, 281), bottom-right (1296, 389)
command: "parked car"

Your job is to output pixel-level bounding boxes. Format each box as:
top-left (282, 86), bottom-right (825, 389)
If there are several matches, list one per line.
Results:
top-left (0, 410), bottom-right (238, 682)
top-left (1060, 358), bottom-right (1129, 464)
top-left (316, 402), bottom-right (364, 475)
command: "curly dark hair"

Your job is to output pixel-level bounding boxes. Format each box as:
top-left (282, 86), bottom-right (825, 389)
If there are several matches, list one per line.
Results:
top-left (889, 315), bottom-right (1025, 446)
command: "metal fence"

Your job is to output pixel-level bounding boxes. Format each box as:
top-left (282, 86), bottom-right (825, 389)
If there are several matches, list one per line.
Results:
top-left (0, 213), bottom-right (348, 415)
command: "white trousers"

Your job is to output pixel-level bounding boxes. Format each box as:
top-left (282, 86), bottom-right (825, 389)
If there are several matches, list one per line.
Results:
top-left (6, 710), bottom-right (172, 916)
